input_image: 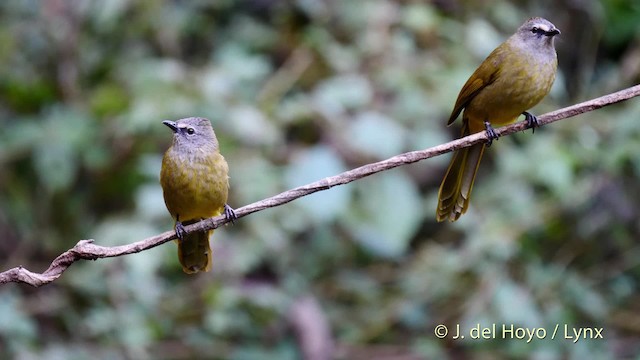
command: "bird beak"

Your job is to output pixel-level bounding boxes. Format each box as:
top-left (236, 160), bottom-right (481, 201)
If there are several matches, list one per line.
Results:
top-left (162, 120), bottom-right (179, 133)
top-left (547, 28), bottom-right (560, 36)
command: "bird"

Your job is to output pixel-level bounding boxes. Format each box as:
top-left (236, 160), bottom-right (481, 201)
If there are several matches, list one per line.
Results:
top-left (160, 117), bottom-right (236, 273)
top-left (436, 17), bottom-right (560, 222)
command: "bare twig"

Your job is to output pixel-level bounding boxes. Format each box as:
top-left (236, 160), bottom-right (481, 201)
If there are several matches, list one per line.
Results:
top-left (2, 85), bottom-right (639, 287)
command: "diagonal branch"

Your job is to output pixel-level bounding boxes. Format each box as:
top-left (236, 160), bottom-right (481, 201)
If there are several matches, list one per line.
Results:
top-left (2, 84), bottom-right (639, 287)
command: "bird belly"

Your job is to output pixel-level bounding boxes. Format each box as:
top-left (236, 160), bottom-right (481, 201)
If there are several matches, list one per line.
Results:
top-left (466, 59), bottom-right (556, 128)
top-left (160, 151), bottom-right (229, 221)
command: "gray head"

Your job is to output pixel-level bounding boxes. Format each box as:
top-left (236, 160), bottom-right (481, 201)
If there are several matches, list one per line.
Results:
top-left (513, 17), bottom-right (560, 51)
top-left (163, 117), bottom-right (219, 152)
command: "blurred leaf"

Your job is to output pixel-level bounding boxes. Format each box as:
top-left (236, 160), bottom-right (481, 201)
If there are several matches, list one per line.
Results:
top-left (465, 19), bottom-right (502, 58)
top-left (226, 105), bottom-right (280, 146)
top-left (312, 75), bottom-right (373, 118)
top-left (401, 3), bottom-right (438, 32)
top-left (493, 277), bottom-right (543, 327)
top-left (0, 290), bottom-right (36, 348)
top-left (285, 146), bottom-right (350, 222)
top-left (32, 108), bottom-right (96, 193)
top-left (0, 121), bottom-right (42, 163)
top-left (214, 43), bottom-right (272, 92)
top-left (347, 111), bottom-right (406, 158)
top-left (89, 83), bottom-right (130, 118)
top-left (345, 170), bottom-right (423, 258)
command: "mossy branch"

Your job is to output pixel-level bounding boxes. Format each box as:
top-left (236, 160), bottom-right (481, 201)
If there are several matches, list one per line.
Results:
top-left (2, 84), bottom-right (639, 287)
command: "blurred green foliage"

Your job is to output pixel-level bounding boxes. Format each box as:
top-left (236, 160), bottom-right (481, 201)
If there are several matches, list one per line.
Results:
top-left (1, 0), bottom-right (640, 359)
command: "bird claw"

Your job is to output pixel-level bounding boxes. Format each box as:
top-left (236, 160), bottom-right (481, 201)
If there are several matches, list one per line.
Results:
top-left (484, 121), bottom-right (499, 147)
top-left (224, 204), bottom-right (237, 224)
top-left (174, 220), bottom-right (187, 242)
top-left (523, 111), bottom-right (539, 133)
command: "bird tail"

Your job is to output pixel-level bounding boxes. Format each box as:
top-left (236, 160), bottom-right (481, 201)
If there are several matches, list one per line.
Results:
top-left (436, 122), bottom-right (485, 222)
top-left (177, 219), bottom-right (213, 274)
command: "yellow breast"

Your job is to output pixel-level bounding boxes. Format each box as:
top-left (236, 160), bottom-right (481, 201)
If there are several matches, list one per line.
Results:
top-left (466, 48), bottom-right (557, 128)
top-left (160, 148), bottom-right (229, 221)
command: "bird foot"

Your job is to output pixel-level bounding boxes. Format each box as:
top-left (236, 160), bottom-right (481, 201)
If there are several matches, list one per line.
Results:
top-left (484, 121), bottom-right (499, 147)
top-left (523, 111), bottom-right (539, 133)
top-left (174, 220), bottom-right (187, 242)
top-left (224, 204), bottom-right (237, 224)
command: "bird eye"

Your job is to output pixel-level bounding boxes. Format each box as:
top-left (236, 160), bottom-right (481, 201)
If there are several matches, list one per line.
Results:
top-left (186, 127), bottom-right (195, 135)
top-left (531, 27), bottom-right (539, 34)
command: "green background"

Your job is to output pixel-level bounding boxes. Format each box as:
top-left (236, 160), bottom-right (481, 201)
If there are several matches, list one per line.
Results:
top-left (1, 0), bottom-right (639, 358)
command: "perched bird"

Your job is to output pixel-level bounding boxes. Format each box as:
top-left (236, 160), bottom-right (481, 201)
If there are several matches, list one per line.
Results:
top-left (436, 17), bottom-right (560, 222)
top-left (160, 117), bottom-right (236, 273)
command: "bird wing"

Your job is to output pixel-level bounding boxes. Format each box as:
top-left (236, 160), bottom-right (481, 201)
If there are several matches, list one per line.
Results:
top-left (447, 51), bottom-right (503, 125)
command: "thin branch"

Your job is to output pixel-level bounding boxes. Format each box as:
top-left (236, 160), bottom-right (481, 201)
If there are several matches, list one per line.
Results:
top-left (2, 85), bottom-right (639, 287)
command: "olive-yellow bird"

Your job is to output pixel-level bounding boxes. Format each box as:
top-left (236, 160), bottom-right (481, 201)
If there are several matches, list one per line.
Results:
top-left (436, 17), bottom-right (560, 222)
top-left (160, 117), bottom-right (236, 273)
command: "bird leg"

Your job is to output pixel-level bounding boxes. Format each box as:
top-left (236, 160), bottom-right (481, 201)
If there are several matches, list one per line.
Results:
top-left (523, 111), bottom-right (539, 133)
top-left (174, 216), bottom-right (187, 241)
top-left (224, 204), bottom-right (237, 224)
top-left (484, 121), bottom-right (499, 147)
